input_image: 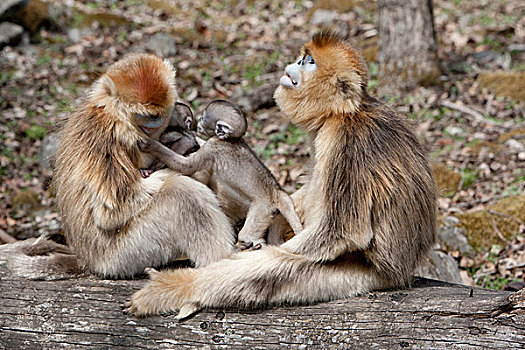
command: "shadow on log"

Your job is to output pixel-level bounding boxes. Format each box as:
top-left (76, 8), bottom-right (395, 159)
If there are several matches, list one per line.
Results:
top-left (0, 252), bottom-right (524, 349)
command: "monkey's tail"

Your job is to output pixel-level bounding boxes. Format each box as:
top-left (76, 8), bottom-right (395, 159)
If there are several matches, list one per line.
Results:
top-left (0, 233), bottom-right (86, 281)
top-left (277, 192), bottom-right (303, 235)
top-left (141, 246), bottom-right (393, 317)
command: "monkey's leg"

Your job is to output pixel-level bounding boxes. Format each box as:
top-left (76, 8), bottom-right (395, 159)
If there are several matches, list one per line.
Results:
top-left (277, 192), bottom-right (303, 235)
top-left (237, 202), bottom-right (274, 250)
top-left (126, 246), bottom-right (393, 317)
top-left (93, 172), bottom-right (236, 278)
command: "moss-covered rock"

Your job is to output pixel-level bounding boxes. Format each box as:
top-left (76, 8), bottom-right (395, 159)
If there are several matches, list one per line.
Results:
top-left (431, 163), bottom-right (461, 196)
top-left (477, 71), bottom-right (525, 102)
top-left (12, 189), bottom-right (41, 213)
top-left (454, 196), bottom-right (525, 251)
top-left (498, 127), bottom-right (525, 143)
top-left (12, 0), bottom-right (48, 33)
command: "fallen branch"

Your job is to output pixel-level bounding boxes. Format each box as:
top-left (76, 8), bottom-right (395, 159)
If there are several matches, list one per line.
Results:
top-left (0, 228), bottom-right (17, 244)
top-left (441, 100), bottom-right (497, 125)
top-left (0, 249), bottom-right (524, 349)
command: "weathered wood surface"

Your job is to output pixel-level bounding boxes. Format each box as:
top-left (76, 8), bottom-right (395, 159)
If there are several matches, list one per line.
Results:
top-left (0, 265), bottom-right (523, 349)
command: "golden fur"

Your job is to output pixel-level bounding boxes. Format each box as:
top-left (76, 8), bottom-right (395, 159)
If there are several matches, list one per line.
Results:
top-left (125, 30), bottom-right (437, 317)
top-left (51, 53), bottom-right (236, 278)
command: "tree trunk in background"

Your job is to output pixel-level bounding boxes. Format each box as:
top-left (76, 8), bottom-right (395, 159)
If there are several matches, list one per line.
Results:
top-left (377, 0), bottom-right (441, 96)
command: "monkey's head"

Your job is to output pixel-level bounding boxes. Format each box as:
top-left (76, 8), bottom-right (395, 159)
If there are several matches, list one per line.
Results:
top-left (274, 29), bottom-right (369, 131)
top-left (170, 101), bottom-right (196, 132)
top-left (90, 53), bottom-right (178, 140)
top-left (198, 100), bottom-right (247, 140)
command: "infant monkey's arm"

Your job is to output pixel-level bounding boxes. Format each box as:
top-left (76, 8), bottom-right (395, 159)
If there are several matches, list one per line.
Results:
top-left (139, 138), bottom-right (211, 175)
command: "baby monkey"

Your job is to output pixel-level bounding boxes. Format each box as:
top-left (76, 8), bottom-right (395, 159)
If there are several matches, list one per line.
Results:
top-left (140, 101), bottom-right (199, 178)
top-left (140, 100), bottom-right (302, 249)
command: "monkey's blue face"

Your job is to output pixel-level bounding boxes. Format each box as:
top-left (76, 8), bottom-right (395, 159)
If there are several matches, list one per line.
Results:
top-left (280, 55), bottom-right (317, 89)
top-left (135, 113), bottom-right (165, 135)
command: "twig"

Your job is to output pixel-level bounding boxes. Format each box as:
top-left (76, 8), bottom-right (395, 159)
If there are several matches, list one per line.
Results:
top-left (0, 228), bottom-right (17, 244)
top-left (489, 216), bottom-right (511, 245)
top-left (441, 100), bottom-right (497, 125)
top-left (488, 210), bottom-right (524, 225)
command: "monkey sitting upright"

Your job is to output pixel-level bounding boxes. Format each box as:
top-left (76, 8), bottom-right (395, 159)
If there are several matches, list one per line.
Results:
top-left (140, 99), bottom-right (303, 249)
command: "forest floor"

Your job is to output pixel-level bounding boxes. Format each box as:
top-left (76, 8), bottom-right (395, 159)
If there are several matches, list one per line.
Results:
top-left (0, 0), bottom-right (523, 290)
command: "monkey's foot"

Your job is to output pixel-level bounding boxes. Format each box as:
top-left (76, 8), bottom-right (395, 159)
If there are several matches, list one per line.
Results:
top-left (139, 169), bottom-right (154, 178)
top-left (124, 269), bottom-right (200, 318)
top-left (238, 239), bottom-right (267, 251)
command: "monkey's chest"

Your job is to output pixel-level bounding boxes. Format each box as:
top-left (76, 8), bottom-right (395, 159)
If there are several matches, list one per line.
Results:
top-left (138, 152), bottom-right (156, 169)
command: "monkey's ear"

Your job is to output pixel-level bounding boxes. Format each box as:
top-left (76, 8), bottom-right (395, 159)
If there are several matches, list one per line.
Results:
top-left (175, 101), bottom-right (194, 130)
top-left (102, 76), bottom-right (118, 97)
top-left (336, 71), bottom-right (361, 97)
top-left (215, 121), bottom-right (233, 140)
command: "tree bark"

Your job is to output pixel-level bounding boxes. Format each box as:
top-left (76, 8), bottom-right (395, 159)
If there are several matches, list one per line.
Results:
top-left (377, 0), bottom-right (441, 95)
top-left (1, 257), bottom-right (524, 350)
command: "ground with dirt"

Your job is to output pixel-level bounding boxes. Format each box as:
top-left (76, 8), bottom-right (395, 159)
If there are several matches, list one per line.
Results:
top-left (0, 0), bottom-right (523, 290)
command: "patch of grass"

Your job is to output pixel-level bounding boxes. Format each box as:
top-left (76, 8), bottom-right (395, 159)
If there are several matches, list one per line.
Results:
top-left (367, 62), bottom-right (378, 90)
top-left (243, 61), bottom-right (265, 84)
top-left (478, 276), bottom-right (509, 290)
top-left (37, 53), bottom-right (52, 66)
top-left (25, 125), bottom-right (47, 140)
top-left (460, 168), bottom-right (477, 189)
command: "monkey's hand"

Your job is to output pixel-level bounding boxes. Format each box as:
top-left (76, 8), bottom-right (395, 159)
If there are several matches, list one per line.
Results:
top-left (137, 139), bottom-right (155, 153)
top-left (139, 169), bottom-right (154, 178)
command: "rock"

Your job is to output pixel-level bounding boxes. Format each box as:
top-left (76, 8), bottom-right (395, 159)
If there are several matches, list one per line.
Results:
top-left (309, 9), bottom-right (337, 25)
top-left (437, 219), bottom-right (475, 257)
top-left (10, 0), bottom-right (48, 33)
top-left (144, 32), bottom-right (177, 58)
top-left (469, 51), bottom-right (506, 69)
top-left (431, 163), bottom-right (461, 195)
top-left (505, 139), bottom-right (524, 151)
top-left (455, 195), bottom-right (525, 252)
top-left (236, 82), bottom-right (278, 112)
top-left (416, 250), bottom-right (464, 285)
top-left (67, 28), bottom-right (92, 44)
top-left (39, 132), bottom-right (60, 170)
top-left (444, 126), bottom-right (465, 137)
top-left (477, 71), bottom-right (525, 102)
top-left (0, 0), bottom-right (26, 22)
top-left (0, 22), bottom-right (24, 49)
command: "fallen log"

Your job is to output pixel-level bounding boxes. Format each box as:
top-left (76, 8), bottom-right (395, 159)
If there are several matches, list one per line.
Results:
top-left (0, 256), bottom-right (523, 349)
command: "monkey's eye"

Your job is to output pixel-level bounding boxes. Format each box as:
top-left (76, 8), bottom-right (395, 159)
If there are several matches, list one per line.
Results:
top-left (304, 55), bottom-right (316, 72)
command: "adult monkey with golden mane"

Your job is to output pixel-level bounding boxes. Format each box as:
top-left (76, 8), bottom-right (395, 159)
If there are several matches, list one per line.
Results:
top-left (126, 30), bottom-right (437, 318)
top-left (52, 53), bottom-right (235, 278)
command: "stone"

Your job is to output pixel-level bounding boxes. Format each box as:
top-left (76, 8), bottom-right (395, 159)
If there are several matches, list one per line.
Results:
top-left (39, 132), bottom-right (61, 170)
top-left (444, 126), bottom-right (465, 137)
top-left (505, 139), bottom-right (524, 151)
top-left (416, 250), bottom-right (464, 285)
top-left (437, 221), bottom-right (475, 257)
top-left (0, 22), bottom-right (24, 49)
top-left (145, 32), bottom-right (177, 58)
top-left (0, 0), bottom-right (26, 22)
top-left (477, 71), bottom-right (525, 102)
top-left (309, 9), bottom-right (337, 25)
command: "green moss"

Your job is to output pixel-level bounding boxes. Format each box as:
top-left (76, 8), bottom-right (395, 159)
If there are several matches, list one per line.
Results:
top-left (431, 163), bottom-right (461, 195)
top-left (455, 196), bottom-right (525, 252)
top-left (477, 71), bottom-right (525, 102)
